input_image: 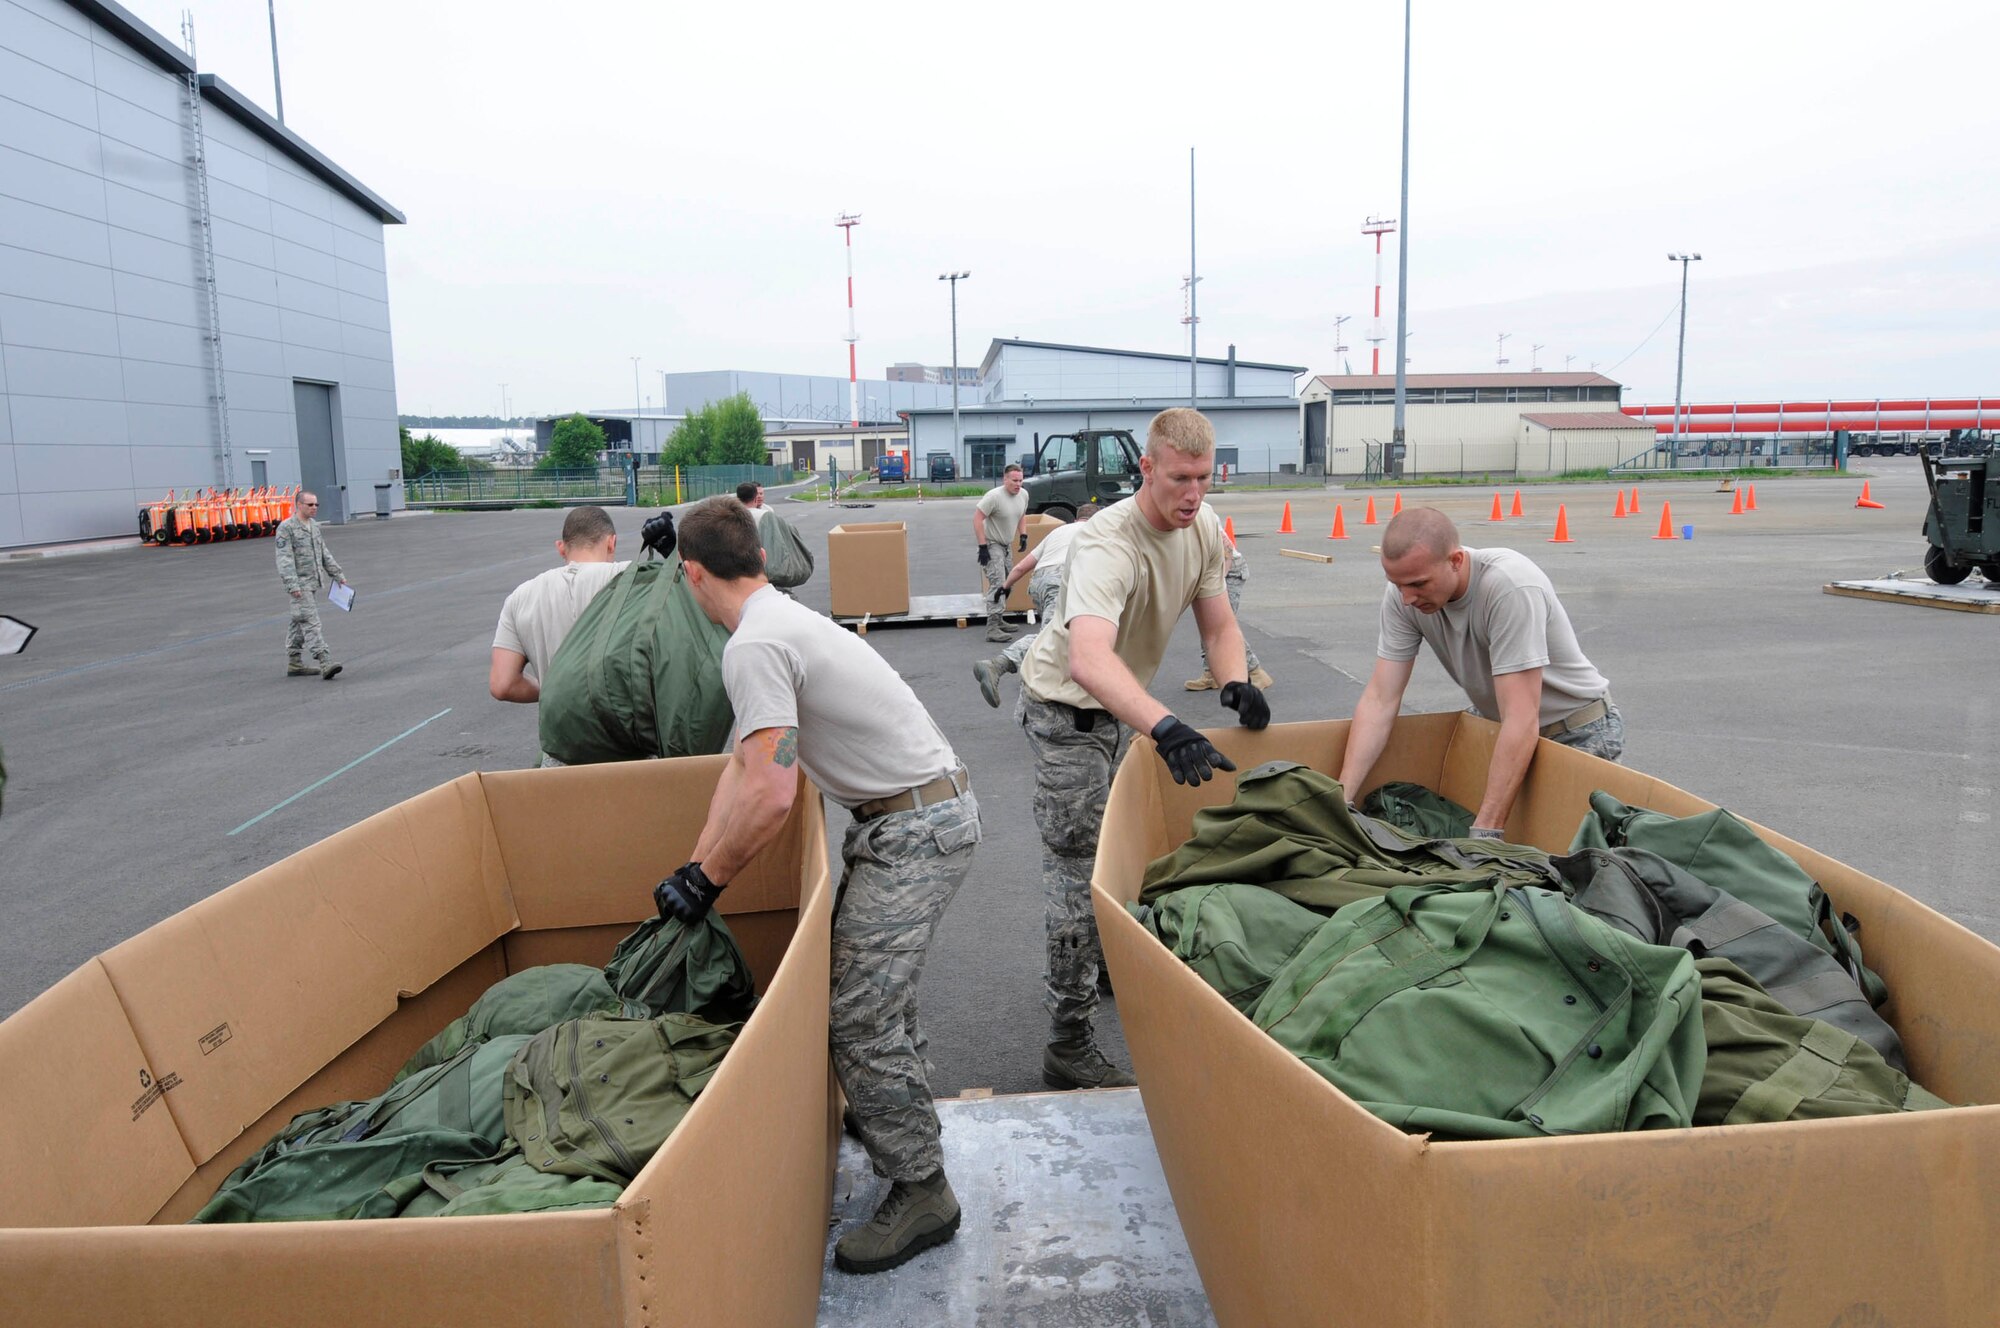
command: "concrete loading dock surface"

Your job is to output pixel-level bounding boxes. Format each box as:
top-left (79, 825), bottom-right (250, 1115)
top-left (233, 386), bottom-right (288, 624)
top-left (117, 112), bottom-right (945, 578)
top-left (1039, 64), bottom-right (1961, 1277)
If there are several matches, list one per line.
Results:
top-left (0, 457), bottom-right (1994, 1107)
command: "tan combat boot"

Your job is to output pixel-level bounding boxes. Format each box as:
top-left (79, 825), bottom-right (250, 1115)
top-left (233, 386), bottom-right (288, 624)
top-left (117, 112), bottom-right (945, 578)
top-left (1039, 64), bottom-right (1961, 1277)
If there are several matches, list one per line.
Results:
top-left (972, 657), bottom-right (1004, 708)
top-left (833, 1171), bottom-right (961, 1274)
top-left (1183, 667), bottom-right (1217, 691)
top-left (1042, 1030), bottom-right (1137, 1090)
top-left (1249, 666), bottom-right (1275, 689)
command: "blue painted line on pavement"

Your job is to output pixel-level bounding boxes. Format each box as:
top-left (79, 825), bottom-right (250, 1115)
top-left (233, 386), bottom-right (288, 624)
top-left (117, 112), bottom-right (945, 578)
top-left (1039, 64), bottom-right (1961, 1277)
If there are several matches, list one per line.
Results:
top-left (227, 707), bottom-right (453, 836)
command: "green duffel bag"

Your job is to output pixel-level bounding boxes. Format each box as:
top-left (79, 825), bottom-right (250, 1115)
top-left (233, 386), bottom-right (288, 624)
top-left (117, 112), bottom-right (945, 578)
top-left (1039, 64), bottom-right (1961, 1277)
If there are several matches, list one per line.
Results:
top-left (192, 1035), bottom-right (531, 1223)
top-left (1133, 883), bottom-right (1329, 1016)
top-left (505, 1012), bottom-right (739, 1184)
top-left (395, 964), bottom-right (624, 1084)
top-left (1694, 958), bottom-right (1954, 1126)
top-left (1252, 882), bottom-right (1706, 1140)
top-left (603, 913), bottom-right (758, 1024)
top-left (1359, 781), bottom-right (1475, 840)
top-left (759, 509), bottom-right (814, 589)
top-left (1140, 760), bottom-right (1561, 912)
top-left (537, 550), bottom-right (734, 765)
top-left (1556, 846), bottom-right (1908, 1072)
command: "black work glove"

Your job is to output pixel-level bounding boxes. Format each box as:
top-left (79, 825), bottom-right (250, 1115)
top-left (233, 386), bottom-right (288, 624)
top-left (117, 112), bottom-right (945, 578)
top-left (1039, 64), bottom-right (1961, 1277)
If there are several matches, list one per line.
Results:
top-left (1218, 680), bottom-right (1270, 731)
top-left (991, 584), bottom-right (1009, 606)
top-left (640, 509), bottom-right (676, 558)
top-left (654, 862), bottom-right (725, 923)
top-left (977, 544), bottom-right (991, 566)
top-left (1150, 715), bottom-right (1237, 787)
top-left (1018, 532), bottom-right (1028, 551)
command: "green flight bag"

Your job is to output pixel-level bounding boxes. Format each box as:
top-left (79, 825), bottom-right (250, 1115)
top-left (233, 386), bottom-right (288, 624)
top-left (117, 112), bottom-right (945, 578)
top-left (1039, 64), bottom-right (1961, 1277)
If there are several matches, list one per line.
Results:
top-left (192, 1034), bottom-right (530, 1223)
top-left (1140, 760), bottom-right (1560, 912)
top-left (1359, 781), bottom-right (1476, 840)
top-left (603, 912), bottom-right (758, 1024)
top-left (395, 964), bottom-right (624, 1084)
top-left (1252, 882), bottom-right (1706, 1140)
top-left (760, 509), bottom-right (815, 589)
top-left (537, 551), bottom-right (735, 765)
top-left (504, 1012), bottom-right (739, 1184)
top-left (1134, 883), bottom-right (1330, 1016)
top-left (1694, 958), bottom-right (1954, 1126)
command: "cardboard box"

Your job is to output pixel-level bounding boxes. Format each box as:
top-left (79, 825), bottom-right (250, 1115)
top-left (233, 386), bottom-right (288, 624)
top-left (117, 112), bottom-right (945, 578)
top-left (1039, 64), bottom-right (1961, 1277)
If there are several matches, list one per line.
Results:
top-left (1006, 512), bottom-right (1067, 614)
top-left (1095, 712), bottom-right (2000, 1327)
top-left (0, 757), bottom-right (833, 1327)
top-left (827, 521), bottom-right (910, 617)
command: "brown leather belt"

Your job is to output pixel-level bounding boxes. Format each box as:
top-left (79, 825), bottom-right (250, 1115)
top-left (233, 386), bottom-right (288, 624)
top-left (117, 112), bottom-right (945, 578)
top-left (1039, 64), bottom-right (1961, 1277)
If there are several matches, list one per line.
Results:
top-left (1541, 698), bottom-right (1609, 739)
top-left (853, 766), bottom-right (969, 822)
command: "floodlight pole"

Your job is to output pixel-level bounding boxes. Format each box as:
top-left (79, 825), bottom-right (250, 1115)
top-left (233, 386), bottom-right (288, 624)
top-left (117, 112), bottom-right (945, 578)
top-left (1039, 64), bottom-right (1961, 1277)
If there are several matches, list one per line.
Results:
top-left (1669, 252), bottom-right (1702, 470)
top-left (1392, 0), bottom-right (1412, 456)
top-left (1188, 147), bottom-right (1199, 407)
top-left (267, 0), bottom-right (284, 123)
top-left (939, 271), bottom-right (969, 461)
top-left (630, 356), bottom-right (642, 457)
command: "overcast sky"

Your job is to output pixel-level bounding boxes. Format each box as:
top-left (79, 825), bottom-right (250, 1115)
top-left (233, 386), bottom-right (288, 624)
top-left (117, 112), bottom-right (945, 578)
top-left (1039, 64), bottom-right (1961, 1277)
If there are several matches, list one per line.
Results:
top-left (126, 0), bottom-right (2000, 417)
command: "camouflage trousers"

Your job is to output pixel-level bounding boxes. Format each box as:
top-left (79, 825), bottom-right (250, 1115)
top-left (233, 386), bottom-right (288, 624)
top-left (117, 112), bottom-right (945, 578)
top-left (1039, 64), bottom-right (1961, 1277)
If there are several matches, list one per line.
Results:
top-left (981, 540), bottom-right (1013, 629)
top-left (997, 570), bottom-right (1062, 672)
top-left (1550, 699), bottom-right (1626, 763)
top-left (1200, 547), bottom-right (1261, 676)
top-left (832, 789), bottom-right (981, 1183)
top-left (1018, 691), bottom-right (1129, 1035)
top-left (285, 592), bottom-right (329, 665)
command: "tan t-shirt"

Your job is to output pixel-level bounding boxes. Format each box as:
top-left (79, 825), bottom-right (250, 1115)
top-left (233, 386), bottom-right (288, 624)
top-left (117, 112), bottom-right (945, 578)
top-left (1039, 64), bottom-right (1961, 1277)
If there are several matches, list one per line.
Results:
top-left (1376, 546), bottom-right (1609, 727)
top-left (1020, 498), bottom-right (1229, 710)
top-left (725, 585), bottom-right (958, 809)
top-left (975, 485), bottom-right (1029, 545)
top-left (493, 560), bottom-right (629, 683)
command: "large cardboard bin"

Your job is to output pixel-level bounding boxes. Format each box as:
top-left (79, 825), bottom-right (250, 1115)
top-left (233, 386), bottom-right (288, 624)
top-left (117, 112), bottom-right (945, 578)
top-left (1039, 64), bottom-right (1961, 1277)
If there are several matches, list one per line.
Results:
top-left (0, 757), bottom-right (833, 1327)
top-left (1095, 712), bottom-right (2000, 1327)
top-left (827, 520), bottom-right (910, 617)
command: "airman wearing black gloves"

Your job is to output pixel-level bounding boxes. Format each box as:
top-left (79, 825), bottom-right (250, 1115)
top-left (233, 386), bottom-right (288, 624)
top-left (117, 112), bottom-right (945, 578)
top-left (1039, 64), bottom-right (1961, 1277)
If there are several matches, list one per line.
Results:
top-left (1013, 407), bottom-right (1265, 1091)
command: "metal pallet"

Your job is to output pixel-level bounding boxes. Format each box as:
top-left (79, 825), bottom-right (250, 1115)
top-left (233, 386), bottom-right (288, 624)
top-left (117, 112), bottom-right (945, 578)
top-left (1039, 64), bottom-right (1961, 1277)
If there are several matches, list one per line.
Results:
top-left (835, 594), bottom-right (1034, 635)
top-left (1823, 576), bottom-right (2000, 614)
top-left (817, 1088), bottom-right (1215, 1327)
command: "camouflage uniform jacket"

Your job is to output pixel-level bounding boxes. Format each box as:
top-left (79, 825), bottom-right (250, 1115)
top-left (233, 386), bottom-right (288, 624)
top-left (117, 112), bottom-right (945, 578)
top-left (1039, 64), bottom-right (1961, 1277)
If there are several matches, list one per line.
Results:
top-left (277, 515), bottom-right (343, 594)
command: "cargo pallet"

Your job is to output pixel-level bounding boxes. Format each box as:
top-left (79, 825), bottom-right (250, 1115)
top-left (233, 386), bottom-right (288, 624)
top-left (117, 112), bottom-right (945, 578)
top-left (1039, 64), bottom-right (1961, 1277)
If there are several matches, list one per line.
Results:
top-left (833, 593), bottom-right (1034, 636)
top-left (1823, 575), bottom-right (2000, 614)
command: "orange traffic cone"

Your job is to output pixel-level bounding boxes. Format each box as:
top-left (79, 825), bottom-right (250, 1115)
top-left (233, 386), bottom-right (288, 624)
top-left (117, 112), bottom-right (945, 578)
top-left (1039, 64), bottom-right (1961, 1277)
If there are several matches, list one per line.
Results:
top-left (1279, 502), bottom-right (1294, 533)
top-left (1364, 495), bottom-right (1378, 525)
top-left (1329, 506), bottom-right (1348, 539)
top-left (1729, 487), bottom-right (1743, 515)
top-left (1510, 489), bottom-right (1524, 518)
top-left (1489, 493), bottom-right (1505, 522)
top-left (1628, 487), bottom-right (1640, 514)
top-left (1653, 501), bottom-right (1677, 540)
top-left (1548, 504), bottom-right (1573, 544)
top-left (1392, 491), bottom-right (1403, 515)
top-left (1856, 481), bottom-right (1883, 510)
top-left (1614, 489), bottom-right (1627, 518)
top-left (1745, 483), bottom-right (1758, 511)
top-left (1223, 515), bottom-right (1237, 544)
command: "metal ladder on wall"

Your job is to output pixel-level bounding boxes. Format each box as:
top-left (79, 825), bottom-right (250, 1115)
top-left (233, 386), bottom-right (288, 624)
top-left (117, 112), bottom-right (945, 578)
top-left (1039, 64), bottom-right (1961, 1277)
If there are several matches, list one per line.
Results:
top-left (179, 13), bottom-right (233, 489)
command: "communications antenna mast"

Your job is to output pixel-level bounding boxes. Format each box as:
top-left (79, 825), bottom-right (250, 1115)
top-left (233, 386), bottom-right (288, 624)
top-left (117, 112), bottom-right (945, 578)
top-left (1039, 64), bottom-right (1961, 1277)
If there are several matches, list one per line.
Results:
top-left (836, 212), bottom-right (861, 426)
top-left (1496, 331), bottom-right (1511, 368)
top-left (1362, 216), bottom-right (1397, 374)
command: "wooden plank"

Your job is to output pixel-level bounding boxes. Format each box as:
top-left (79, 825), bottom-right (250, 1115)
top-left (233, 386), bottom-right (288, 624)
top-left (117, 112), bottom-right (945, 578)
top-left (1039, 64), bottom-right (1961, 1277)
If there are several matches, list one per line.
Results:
top-left (1280, 548), bottom-right (1335, 564)
top-left (1823, 583), bottom-right (2000, 614)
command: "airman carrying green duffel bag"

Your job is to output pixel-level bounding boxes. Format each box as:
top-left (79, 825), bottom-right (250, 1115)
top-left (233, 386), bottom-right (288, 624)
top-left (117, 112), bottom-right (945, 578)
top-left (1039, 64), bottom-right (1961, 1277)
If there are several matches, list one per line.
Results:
top-left (537, 549), bottom-right (735, 766)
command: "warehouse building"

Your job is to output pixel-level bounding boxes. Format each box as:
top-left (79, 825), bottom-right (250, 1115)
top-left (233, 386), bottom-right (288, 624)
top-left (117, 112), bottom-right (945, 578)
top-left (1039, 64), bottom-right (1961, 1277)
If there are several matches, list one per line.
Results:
top-left (904, 339), bottom-right (1306, 481)
top-left (1299, 372), bottom-right (1640, 477)
top-left (1, 0), bottom-right (404, 546)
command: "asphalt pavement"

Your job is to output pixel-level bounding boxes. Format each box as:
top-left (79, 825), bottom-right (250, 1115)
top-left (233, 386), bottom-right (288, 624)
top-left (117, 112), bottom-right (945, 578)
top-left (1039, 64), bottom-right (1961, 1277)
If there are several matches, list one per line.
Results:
top-left (1, 458), bottom-right (1993, 1099)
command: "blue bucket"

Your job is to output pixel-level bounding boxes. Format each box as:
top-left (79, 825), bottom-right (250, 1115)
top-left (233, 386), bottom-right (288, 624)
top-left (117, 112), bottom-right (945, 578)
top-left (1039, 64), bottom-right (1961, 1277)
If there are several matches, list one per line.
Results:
top-left (1681, 524), bottom-right (1694, 540)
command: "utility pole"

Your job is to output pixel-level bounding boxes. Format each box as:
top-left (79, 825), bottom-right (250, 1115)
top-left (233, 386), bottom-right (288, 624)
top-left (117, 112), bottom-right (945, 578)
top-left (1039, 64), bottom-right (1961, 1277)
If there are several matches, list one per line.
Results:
top-left (1185, 147), bottom-right (1199, 407)
top-left (630, 356), bottom-right (642, 457)
top-left (1391, 0), bottom-right (1412, 457)
top-left (1668, 252), bottom-right (1702, 471)
top-left (267, 0), bottom-right (284, 123)
top-left (938, 271), bottom-right (970, 463)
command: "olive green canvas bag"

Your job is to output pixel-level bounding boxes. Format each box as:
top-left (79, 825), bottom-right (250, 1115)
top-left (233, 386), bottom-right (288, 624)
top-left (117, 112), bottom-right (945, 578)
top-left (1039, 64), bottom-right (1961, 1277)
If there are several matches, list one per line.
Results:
top-left (395, 964), bottom-right (624, 1084)
top-left (1134, 883), bottom-right (1329, 1016)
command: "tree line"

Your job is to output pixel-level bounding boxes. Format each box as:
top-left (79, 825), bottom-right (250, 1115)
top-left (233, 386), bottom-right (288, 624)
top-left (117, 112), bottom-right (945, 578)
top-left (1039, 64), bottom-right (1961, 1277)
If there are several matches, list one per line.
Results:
top-left (399, 393), bottom-right (769, 476)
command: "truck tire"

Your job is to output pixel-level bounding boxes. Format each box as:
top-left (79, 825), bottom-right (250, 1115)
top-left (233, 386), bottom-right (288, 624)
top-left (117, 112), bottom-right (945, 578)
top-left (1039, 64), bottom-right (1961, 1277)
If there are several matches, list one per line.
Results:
top-left (1980, 564), bottom-right (2000, 585)
top-left (1925, 544), bottom-right (1972, 585)
top-left (1043, 504), bottom-right (1076, 524)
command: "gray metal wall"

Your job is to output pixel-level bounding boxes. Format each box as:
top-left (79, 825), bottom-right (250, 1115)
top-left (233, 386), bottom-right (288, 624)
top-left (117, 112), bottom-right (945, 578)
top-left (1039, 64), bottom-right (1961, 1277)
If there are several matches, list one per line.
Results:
top-left (981, 344), bottom-right (1299, 404)
top-left (0, 0), bottom-right (398, 546)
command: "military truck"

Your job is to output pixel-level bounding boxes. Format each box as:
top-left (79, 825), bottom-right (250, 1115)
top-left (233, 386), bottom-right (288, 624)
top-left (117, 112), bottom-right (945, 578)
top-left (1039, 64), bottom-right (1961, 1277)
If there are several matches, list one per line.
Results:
top-left (1919, 449), bottom-right (2000, 585)
top-left (1021, 430), bottom-right (1145, 520)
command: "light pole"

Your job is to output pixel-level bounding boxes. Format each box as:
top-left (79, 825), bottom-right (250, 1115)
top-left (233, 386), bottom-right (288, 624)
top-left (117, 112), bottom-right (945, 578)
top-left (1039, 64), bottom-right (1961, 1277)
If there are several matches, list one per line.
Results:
top-left (629, 356), bottom-right (642, 457)
top-left (1391, 0), bottom-right (1412, 457)
top-left (939, 271), bottom-right (970, 467)
top-left (1668, 253), bottom-right (1702, 470)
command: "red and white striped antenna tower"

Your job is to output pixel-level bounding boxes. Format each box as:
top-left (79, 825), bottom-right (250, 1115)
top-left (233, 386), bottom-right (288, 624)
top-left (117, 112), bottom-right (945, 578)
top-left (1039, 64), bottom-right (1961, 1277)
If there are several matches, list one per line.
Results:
top-left (836, 211), bottom-right (861, 426)
top-left (1361, 215), bottom-right (1397, 374)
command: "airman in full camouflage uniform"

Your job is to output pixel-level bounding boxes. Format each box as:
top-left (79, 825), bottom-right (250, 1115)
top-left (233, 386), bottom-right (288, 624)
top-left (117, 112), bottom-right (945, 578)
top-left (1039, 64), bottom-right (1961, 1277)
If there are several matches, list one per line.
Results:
top-left (275, 490), bottom-right (346, 680)
top-left (654, 496), bottom-right (979, 1277)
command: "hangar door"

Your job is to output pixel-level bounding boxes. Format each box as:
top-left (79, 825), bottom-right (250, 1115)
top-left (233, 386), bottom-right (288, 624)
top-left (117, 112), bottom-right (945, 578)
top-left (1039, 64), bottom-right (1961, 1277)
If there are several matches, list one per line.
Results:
top-left (293, 382), bottom-right (343, 523)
